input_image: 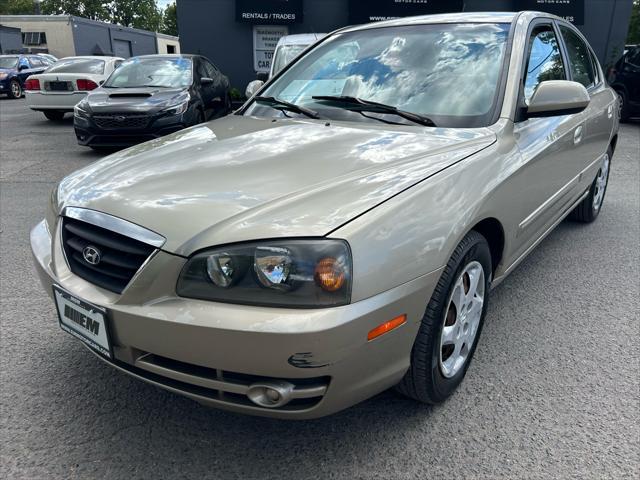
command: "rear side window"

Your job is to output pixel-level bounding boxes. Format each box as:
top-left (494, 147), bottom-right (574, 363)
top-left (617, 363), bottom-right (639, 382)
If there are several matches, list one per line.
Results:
top-left (524, 26), bottom-right (566, 103)
top-left (559, 26), bottom-right (595, 89)
top-left (29, 57), bottom-right (44, 67)
top-left (48, 59), bottom-right (105, 75)
top-left (19, 57), bottom-right (31, 69)
top-left (202, 59), bottom-right (218, 78)
top-left (627, 47), bottom-right (640, 67)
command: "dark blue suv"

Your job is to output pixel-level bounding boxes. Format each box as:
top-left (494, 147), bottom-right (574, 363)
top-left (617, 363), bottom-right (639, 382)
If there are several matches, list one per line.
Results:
top-left (0, 54), bottom-right (52, 99)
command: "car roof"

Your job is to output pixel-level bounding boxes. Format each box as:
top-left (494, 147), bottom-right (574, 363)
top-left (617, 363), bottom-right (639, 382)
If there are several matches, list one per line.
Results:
top-left (277, 33), bottom-right (327, 47)
top-left (340, 11), bottom-right (543, 33)
top-left (57, 56), bottom-right (122, 61)
top-left (131, 54), bottom-right (197, 60)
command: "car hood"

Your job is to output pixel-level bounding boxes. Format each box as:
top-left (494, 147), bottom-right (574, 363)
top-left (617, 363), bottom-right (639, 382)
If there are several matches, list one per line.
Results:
top-left (84, 87), bottom-right (189, 113)
top-left (0, 67), bottom-right (17, 74)
top-left (58, 115), bottom-right (496, 256)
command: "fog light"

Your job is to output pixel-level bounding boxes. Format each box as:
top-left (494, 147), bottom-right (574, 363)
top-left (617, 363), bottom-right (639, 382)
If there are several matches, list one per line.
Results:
top-left (246, 381), bottom-right (295, 408)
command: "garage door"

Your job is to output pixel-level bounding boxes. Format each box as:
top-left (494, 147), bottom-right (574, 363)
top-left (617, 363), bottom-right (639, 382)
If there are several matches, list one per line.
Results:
top-left (113, 39), bottom-right (132, 58)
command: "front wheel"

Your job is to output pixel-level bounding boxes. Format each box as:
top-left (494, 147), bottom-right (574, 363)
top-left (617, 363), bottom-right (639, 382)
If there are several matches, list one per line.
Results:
top-left (44, 111), bottom-right (65, 121)
top-left (569, 148), bottom-right (612, 223)
top-left (8, 79), bottom-right (22, 99)
top-left (396, 230), bottom-right (492, 404)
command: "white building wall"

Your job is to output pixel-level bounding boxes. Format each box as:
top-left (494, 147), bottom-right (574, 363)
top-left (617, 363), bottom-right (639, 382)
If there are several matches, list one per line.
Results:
top-left (156, 34), bottom-right (180, 54)
top-left (0, 16), bottom-right (76, 58)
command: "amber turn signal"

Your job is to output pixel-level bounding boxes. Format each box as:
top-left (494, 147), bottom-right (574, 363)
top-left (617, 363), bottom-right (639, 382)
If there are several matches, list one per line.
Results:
top-left (367, 315), bottom-right (407, 341)
top-left (314, 257), bottom-right (346, 292)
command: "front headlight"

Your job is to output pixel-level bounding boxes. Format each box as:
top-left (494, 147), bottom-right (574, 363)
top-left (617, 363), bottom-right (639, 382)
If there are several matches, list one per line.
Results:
top-left (74, 100), bottom-right (90, 117)
top-left (177, 239), bottom-right (352, 308)
top-left (0, 73), bottom-right (8, 80)
top-left (163, 100), bottom-right (189, 115)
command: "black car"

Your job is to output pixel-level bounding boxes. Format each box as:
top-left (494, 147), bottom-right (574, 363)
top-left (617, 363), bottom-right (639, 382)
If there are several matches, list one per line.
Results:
top-left (74, 54), bottom-right (231, 149)
top-left (0, 54), bottom-right (53, 98)
top-left (608, 45), bottom-right (640, 122)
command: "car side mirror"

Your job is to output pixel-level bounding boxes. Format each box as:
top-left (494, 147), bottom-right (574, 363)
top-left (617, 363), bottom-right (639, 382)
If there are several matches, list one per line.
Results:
top-left (527, 80), bottom-right (590, 118)
top-left (245, 80), bottom-right (264, 99)
top-left (201, 77), bottom-right (214, 85)
top-left (18, 64), bottom-right (28, 71)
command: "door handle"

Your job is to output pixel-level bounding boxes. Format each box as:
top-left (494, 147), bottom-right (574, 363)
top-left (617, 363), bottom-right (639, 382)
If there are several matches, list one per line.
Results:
top-left (573, 125), bottom-right (584, 145)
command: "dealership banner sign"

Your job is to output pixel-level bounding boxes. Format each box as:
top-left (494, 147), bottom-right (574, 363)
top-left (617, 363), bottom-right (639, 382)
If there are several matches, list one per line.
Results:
top-left (253, 25), bottom-right (288, 73)
top-left (515, 0), bottom-right (584, 25)
top-left (348, 0), bottom-right (464, 24)
top-left (237, 0), bottom-right (303, 24)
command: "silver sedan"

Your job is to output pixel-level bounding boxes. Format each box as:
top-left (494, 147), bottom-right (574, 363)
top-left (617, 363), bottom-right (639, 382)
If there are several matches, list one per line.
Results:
top-left (31, 11), bottom-right (618, 418)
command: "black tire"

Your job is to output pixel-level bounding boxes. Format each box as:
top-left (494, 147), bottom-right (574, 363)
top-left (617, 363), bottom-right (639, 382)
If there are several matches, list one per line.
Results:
top-left (568, 146), bottom-right (612, 223)
top-left (89, 146), bottom-right (115, 153)
top-left (8, 79), bottom-right (22, 99)
top-left (396, 230), bottom-right (492, 404)
top-left (43, 110), bottom-right (65, 121)
top-left (195, 108), bottom-right (205, 125)
top-left (617, 90), bottom-right (630, 123)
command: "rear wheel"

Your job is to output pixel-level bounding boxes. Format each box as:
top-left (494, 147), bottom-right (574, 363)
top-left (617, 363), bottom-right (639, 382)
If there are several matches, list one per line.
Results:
top-left (8, 79), bottom-right (22, 99)
top-left (569, 148), bottom-right (612, 223)
top-left (617, 90), bottom-right (630, 123)
top-left (396, 230), bottom-right (491, 404)
top-left (44, 111), bottom-right (65, 121)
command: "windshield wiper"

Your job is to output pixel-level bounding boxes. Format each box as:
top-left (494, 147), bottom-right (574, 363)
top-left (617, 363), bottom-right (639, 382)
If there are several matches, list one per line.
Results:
top-left (312, 95), bottom-right (436, 127)
top-left (255, 96), bottom-right (320, 120)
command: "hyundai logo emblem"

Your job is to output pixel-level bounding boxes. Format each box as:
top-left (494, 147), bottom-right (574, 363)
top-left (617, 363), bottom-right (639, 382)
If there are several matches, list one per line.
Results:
top-left (82, 245), bottom-right (102, 265)
top-left (115, 115), bottom-right (126, 122)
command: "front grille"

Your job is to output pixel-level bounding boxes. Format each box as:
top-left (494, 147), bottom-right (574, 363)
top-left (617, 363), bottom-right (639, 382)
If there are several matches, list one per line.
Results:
top-left (93, 113), bottom-right (150, 130)
top-left (62, 217), bottom-right (156, 293)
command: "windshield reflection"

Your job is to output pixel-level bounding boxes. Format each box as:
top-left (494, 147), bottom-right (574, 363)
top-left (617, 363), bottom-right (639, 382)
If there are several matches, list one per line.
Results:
top-left (247, 23), bottom-right (511, 128)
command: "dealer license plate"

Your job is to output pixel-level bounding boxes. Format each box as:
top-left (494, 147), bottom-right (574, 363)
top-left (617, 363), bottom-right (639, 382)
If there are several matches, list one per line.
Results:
top-left (53, 285), bottom-right (112, 358)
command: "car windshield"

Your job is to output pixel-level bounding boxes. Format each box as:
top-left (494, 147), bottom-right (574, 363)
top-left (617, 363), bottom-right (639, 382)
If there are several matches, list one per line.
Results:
top-left (247, 23), bottom-right (511, 128)
top-left (272, 44), bottom-right (307, 75)
top-left (0, 56), bottom-right (19, 69)
top-left (48, 58), bottom-right (106, 74)
top-left (103, 57), bottom-right (192, 88)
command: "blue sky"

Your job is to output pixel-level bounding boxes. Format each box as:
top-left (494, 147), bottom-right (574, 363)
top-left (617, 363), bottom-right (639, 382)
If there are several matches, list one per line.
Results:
top-left (156, 0), bottom-right (173, 8)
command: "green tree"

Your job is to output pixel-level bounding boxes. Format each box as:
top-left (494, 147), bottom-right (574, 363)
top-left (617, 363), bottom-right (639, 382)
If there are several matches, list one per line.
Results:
top-left (107, 0), bottom-right (162, 32)
top-left (40, 0), bottom-right (109, 21)
top-left (0, 0), bottom-right (37, 14)
top-left (628, 0), bottom-right (639, 44)
top-left (161, 1), bottom-right (178, 36)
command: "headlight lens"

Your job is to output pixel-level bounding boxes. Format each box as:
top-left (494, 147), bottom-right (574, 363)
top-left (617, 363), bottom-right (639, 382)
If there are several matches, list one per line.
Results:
top-left (74, 100), bottom-right (90, 116)
top-left (163, 100), bottom-right (189, 115)
top-left (0, 73), bottom-right (8, 80)
top-left (177, 239), bottom-right (352, 308)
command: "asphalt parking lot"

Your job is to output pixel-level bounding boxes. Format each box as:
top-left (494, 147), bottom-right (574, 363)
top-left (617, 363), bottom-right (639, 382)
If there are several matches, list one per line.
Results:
top-left (0, 97), bottom-right (638, 479)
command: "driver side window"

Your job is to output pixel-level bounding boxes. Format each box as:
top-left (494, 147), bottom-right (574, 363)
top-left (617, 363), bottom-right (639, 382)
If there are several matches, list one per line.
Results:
top-left (524, 26), bottom-right (566, 104)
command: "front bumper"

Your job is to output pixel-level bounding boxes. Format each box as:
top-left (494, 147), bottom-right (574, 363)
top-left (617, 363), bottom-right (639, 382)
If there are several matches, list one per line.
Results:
top-left (74, 110), bottom-right (188, 148)
top-left (26, 91), bottom-right (87, 111)
top-left (31, 218), bottom-right (441, 419)
top-left (0, 77), bottom-right (11, 93)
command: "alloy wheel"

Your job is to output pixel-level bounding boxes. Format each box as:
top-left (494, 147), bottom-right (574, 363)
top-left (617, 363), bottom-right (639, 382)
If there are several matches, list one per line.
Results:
top-left (592, 153), bottom-right (610, 212)
top-left (439, 261), bottom-right (485, 378)
top-left (11, 81), bottom-right (21, 98)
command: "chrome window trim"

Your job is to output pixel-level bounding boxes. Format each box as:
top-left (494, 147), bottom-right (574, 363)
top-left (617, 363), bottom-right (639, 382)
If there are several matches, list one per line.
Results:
top-left (62, 207), bottom-right (166, 248)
